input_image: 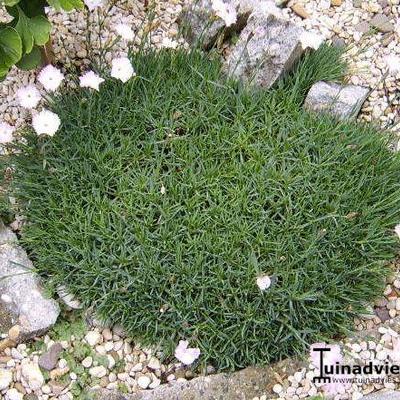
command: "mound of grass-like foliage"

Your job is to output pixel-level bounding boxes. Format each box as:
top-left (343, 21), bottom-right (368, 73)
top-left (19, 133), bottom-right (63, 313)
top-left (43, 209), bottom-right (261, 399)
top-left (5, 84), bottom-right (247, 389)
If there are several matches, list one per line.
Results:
top-left (7, 46), bottom-right (400, 369)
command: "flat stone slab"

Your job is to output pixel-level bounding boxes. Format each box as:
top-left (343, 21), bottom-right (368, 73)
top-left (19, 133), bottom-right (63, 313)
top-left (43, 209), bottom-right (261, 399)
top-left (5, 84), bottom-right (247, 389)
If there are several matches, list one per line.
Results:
top-left (224, 9), bottom-right (304, 88)
top-left (362, 390), bottom-right (400, 399)
top-left (304, 81), bottom-right (369, 120)
top-left (0, 221), bottom-right (59, 340)
top-left (94, 359), bottom-right (305, 400)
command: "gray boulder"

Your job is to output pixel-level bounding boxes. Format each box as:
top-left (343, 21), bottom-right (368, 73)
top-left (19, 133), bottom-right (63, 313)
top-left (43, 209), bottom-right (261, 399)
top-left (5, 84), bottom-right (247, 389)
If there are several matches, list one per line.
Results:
top-left (224, 9), bottom-right (304, 88)
top-left (304, 81), bottom-right (369, 120)
top-left (0, 221), bottom-right (59, 340)
top-left (179, 0), bottom-right (275, 49)
top-left (362, 390), bottom-right (400, 399)
top-left (94, 359), bottom-right (306, 400)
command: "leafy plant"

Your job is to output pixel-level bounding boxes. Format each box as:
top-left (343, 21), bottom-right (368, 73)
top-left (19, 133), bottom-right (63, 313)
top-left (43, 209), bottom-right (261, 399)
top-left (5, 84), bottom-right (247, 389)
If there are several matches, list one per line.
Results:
top-left (0, 0), bottom-right (84, 79)
top-left (7, 46), bottom-right (400, 370)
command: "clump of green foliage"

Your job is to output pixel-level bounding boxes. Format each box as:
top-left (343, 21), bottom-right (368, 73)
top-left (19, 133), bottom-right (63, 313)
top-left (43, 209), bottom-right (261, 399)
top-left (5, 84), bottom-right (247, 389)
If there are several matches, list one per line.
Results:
top-left (7, 45), bottom-right (400, 369)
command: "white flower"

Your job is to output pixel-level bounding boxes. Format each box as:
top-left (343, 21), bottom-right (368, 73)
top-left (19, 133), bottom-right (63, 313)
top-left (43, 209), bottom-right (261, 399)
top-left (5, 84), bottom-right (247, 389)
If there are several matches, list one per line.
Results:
top-left (211, 0), bottom-right (237, 27)
top-left (115, 23), bottom-right (134, 41)
top-left (395, 224), bottom-right (400, 239)
top-left (385, 55), bottom-right (400, 75)
top-left (174, 341), bottom-right (200, 365)
top-left (256, 275), bottom-right (271, 291)
top-left (16, 85), bottom-right (41, 109)
top-left (84, 0), bottom-right (104, 11)
top-left (162, 37), bottom-right (179, 49)
top-left (111, 57), bottom-right (136, 83)
top-left (300, 31), bottom-right (324, 50)
top-left (37, 65), bottom-right (65, 92)
top-left (0, 122), bottom-right (15, 144)
top-left (79, 71), bottom-right (105, 91)
top-left (32, 110), bottom-right (61, 137)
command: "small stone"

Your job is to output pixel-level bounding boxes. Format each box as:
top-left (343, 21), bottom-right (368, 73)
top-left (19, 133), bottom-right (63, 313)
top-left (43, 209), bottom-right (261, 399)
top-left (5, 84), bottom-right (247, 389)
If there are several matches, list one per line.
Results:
top-left (82, 356), bottom-right (93, 368)
top-left (0, 368), bottom-right (13, 390)
top-left (149, 377), bottom-right (161, 388)
top-left (131, 362), bottom-right (143, 372)
top-left (291, 3), bottom-right (309, 18)
top-left (48, 380), bottom-right (66, 395)
top-left (89, 365), bottom-right (107, 378)
top-left (374, 306), bottom-right (391, 322)
top-left (273, 383), bottom-right (283, 393)
top-left (147, 357), bottom-right (161, 370)
top-left (85, 331), bottom-right (102, 346)
top-left (21, 362), bottom-right (44, 390)
top-left (137, 375), bottom-right (151, 389)
top-left (389, 309), bottom-right (397, 318)
top-left (8, 326), bottom-right (20, 342)
top-left (304, 81), bottom-right (369, 120)
top-left (370, 14), bottom-right (394, 33)
top-left (39, 342), bottom-right (63, 371)
top-left (102, 328), bottom-right (113, 341)
top-left (331, 0), bottom-right (342, 5)
top-left (5, 389), bottom-right (23, 400)
top-left (354, 21), bottom-right (370, 33)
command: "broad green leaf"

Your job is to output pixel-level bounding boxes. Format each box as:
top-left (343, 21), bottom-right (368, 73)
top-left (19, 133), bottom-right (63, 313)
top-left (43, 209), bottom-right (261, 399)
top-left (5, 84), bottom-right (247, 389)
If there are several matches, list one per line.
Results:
top-left (47, 0), bottom-right (83, 11)
top-left (30, 15), bottom-right (51, 46)
top-left (3, 0), bottom-right (21, 6)
top-left (0, 63), bottom-right (10, 79)
top-left (18, 0), bottom-right (47, 17)
top-left (15, 6), bottom-right (34, 53)
top-left (16, 45), bottom-right (42, 69)
top-left (0, 26), bottom-right (22, 67)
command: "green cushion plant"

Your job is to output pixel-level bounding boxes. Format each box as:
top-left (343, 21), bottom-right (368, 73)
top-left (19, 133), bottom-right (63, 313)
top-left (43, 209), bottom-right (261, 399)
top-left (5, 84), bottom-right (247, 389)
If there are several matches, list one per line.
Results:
top-left (6, 45), bottom-right (400, 370)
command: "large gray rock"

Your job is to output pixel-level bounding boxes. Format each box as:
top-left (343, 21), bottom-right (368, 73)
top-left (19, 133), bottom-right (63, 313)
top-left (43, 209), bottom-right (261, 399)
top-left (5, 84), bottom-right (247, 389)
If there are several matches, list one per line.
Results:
top-left (0, 221), bottom-right (59, 339)
top-left (304, 81), bottom-right (369, 120)
top-left (94, 359), bottom-right (305, 400)
top-left (179, 0), bottom-right (275, 49)
top-left (224, 9), bottom-right (304, 88)
top-left (180, 0), bottom-right (226, 49)
top-left (362, 390), bottom-right (400, 399)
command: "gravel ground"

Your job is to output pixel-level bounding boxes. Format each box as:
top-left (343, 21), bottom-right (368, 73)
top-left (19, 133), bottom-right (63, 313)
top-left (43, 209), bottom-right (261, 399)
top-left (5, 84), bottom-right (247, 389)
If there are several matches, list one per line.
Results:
top-left (282, 0), bottom-right (400, 133)
top-left (0, 318), bottom-right (204, 399)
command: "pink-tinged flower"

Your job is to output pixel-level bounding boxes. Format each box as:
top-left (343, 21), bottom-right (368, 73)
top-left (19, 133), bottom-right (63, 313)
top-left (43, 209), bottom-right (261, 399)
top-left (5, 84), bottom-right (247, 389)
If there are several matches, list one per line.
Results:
top-left (256, 275), bottom-right (271, 291)
top-left (16, 85), bottom-right (41, 109)
top-left (111, 57), bottom-right (136, 83)
top-left (174, 340), bottom-right (200, 365)
top-left (211, 0), bottom-right (237, 27)
top-left (79, 71), bottom-right (105, 91)
top-left (37, 65), bottom-right (65, 92)
top-left (300, 31), bottom-right (324, 50)
top-left (84, 0), bottom-right (104, 11)
top-left (162, 37), bottom-right (179, 49)
top-left (0, 122), bottom-right (15, 144)
top-left (386, 55), bottom-right (400, 75)
top-left (32, 110), bottom-right (61, 137)
top-left (115, 23), bottom-right (134, 41)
